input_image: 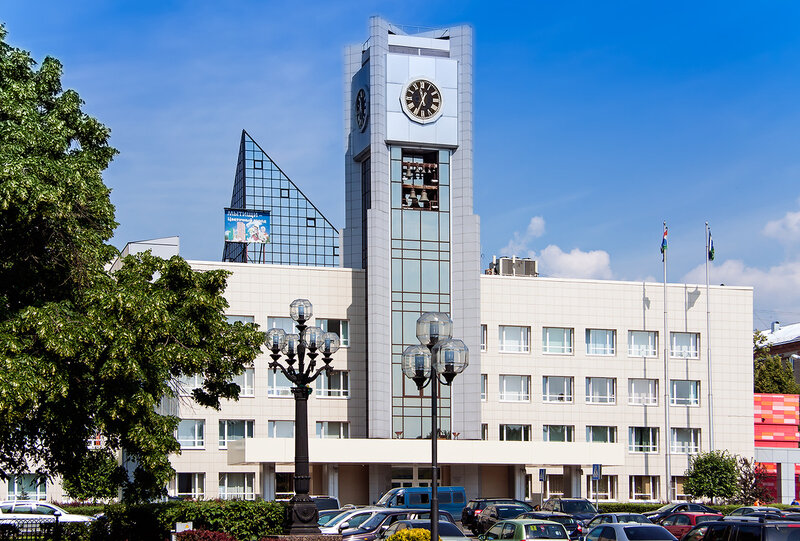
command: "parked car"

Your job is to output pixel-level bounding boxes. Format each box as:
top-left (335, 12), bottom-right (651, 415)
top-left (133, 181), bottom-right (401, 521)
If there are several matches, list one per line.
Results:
top-left (728, 507), bottom-right (783, 517)
top-left (517, 512), bottom-right (584, 539)
top-left (479, 519), bottom-right (570, 541)
top-left (659, 513), bottom-right (724, 539)
top-left (463, 499), bottom-right (532, 532)
top-left (700, 518), bottom-right (800, 541)
top-left (680, 523), bottom-right (713, 541)
top-left (378, 519), bottom-right (466, 541)
top-left (0, 501), bottom-right (95, 523)
top-left (475, 503), bottom-right (534, 535)
top-left (321, 507), bottom-right (382, 534)
top-left (319, 509), bottom-right (346, 526)
top-left (312, 495), bottom-right (341, 511)
top-left (340, 508), bottom-right (455, 541)
top-left (376, 486), bottom-right (468, 518)
top-left (585, 523), bottom-right (678, 541)
top-left (586, 513), bottom-right (652, 530)
top-left (541, 498), bottom-right (599, 523)
top-left (643, 504), bottom-right (717, 523)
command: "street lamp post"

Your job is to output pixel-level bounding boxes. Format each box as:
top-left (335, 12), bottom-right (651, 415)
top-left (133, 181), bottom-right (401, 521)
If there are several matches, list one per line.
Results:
top-left (266, 299), bottom-right (341, 535)
top-left (401, 312), bottom-right (469, 541)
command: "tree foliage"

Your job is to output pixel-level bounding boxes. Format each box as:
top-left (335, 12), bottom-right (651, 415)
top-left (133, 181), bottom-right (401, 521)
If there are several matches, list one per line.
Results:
top-left (0, 26), bottom-right (264, 499)
top-left (684, 450), bottom-right (738, 503)
top-left (733, 456), bottom-right (772, 505)
top-left (754, 331), bottom-right (800, 394)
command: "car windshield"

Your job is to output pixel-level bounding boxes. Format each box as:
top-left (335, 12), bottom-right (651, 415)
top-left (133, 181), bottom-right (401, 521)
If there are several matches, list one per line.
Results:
top-left (562, 501), bottom-right (597, 514)
top-left (319, 511), bottom-right (342, 526)
top-left (546, 517), bottom-right (577, 526)
top-left (653, 504), bottom-right (677, 513)
top-left (695, 516), bottom-right (721, 524)
top-left (624, 526), bottom-right (677, 541)
top-left (359, 513), bottom-right (390, 530)
top-left (619, 515), bottom-right (650, 524)
top-left (498, 506), bottom-right (528, 518)
top-left (525, 524), bottom-right (568, 539)
top-left (377, 490), bottom-right (399, 505)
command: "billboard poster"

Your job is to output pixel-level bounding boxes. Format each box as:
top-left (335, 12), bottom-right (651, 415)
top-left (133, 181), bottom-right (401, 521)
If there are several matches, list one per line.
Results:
top-left (224, 209), bottom-right (270, 244)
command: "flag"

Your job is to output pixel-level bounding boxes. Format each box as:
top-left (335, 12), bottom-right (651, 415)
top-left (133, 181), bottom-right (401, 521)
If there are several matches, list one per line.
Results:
top-left (708, 228), bottom-right (715, 261)
top-left (661, 226), bottom-right (668, 261)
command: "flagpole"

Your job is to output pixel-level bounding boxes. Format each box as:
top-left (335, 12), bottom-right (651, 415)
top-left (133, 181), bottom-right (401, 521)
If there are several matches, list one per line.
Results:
top-left (705, 222), bottom-right (715, 451)
top-left (663, 221), bottom-right (672, 502)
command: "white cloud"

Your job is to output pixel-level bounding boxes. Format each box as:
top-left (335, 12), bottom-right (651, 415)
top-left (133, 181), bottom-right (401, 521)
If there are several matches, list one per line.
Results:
top-left (763, 208), bottom-right (800, 243)
top-left (538, 245), bottom-right (613, 280)
top-left (499, 216), bottom-right (545, 256)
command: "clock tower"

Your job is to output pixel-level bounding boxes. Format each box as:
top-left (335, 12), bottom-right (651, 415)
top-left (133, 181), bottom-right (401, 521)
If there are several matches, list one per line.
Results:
top-left (343, 18), bottom-right (481, 443)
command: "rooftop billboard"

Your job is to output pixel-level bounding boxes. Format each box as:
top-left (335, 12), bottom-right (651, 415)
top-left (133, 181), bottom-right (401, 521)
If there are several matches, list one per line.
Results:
top-left (224, 209), bottom-right (270, 244)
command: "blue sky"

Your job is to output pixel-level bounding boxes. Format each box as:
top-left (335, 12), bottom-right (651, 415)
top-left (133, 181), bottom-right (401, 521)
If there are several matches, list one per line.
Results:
top-left (4, 1), bottom-right (800, 328)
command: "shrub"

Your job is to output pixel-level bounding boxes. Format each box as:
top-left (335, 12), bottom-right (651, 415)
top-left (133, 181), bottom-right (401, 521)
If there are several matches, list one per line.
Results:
top-left (388, 528), bottom-right (432, 541)
top-left (177, 529), bottom-right (238, 541)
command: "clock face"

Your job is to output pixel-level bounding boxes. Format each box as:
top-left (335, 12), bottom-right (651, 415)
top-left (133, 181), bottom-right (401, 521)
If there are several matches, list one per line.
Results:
top-left (403, 79), bottom-right (442, 122)
top-left (355, 88), bottom-right (368, 132)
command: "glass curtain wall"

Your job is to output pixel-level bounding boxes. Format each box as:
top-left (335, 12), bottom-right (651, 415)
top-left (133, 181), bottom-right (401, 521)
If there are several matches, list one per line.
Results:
top-left (390, 146), bottom-right (451, 439)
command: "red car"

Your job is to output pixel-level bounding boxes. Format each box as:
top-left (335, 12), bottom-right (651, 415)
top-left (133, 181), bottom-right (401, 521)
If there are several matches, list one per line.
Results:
top-left (659, 512), bottom-right (723, 539)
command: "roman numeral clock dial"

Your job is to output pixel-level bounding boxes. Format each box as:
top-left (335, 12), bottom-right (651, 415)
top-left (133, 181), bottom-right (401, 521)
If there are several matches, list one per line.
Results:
top-left (402, 79), bottom-right (442, 123)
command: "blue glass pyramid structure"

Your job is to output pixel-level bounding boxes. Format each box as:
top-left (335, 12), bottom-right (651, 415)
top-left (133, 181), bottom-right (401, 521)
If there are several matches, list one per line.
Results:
top-left (222, 131), bottom-right (339, 266)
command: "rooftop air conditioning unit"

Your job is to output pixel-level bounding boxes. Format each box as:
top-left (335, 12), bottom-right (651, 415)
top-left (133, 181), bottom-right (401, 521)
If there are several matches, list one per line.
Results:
top-left (498, 257), bottom-right (514, 276)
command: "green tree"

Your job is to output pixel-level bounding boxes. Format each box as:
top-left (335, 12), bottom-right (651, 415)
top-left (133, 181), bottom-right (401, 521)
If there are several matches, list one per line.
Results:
top-left (684, 450), bottom-right (738, 503)
top-left (0, 26), bottom-right (264, 499)
top-left (733, 456), bottom-right (772, 505)
top-left (754, 331), bottom-right (800, 394)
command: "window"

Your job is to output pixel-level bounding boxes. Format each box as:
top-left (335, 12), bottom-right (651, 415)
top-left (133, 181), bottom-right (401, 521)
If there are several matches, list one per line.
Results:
top-left (671, 380), bottom-right (700, 406)
top-left (546, 474), bottom-right (564, 498)
top-left (268, 369), bottom-right (293, 397)
top-left (586, 377), bottom-right (616, 404)
top-left (233, 368), bottom-right (254, 397)
top-left (586, 475), bottom-right (617, 501)
top-left (543, 425), bottom-right (574, 442)
top-left (481, 424), bottom-right (488, 440)
top-left (481, 325), bottom-right (487, 351)
top-left (219, 420), bottom-right (254, 449)
top-left (268, 420), bottom-right (294, 438)
top-left (628, 331), bottom-right (657, 357)
top-left (481, 374), bottom-right (488, 401)
top-left (672, 476), bottom-right (690, 501)
top-left (226, 315), bottom-right (255, 324)
top-left (307, 217), bottom-right (317, 227)
top-left (176, 374), bottom-right (203, 396)
top-left (629, 427), bottom-right (659, 453)
top-left (316, 421), bottom-right (349, 438)
top-left (628, 378), bottom-right (658, 406)
top-left (219, 472), bottom-right (255, 500)
top-left (315, 370), bottom-right (350, 398)
top-left (542, 327), bottom-right (573, 354)
top-left (499, 326), bottom-right (530, 353)
top-left (586, 329), bottom-right (615, 355)
top-left (280, 188), bottom-right (290, 198)
top-left (499, 424), bottom-right (531, 441)
top-left (267, 317), bottom-right (295, 333)
top-left (629, 475), bottom-right (660, 501)
top-left (8, 474), bottom-right (46, 500)
top-left (671, 332), bottom-right (699, 359)
top-left (177, 420), bottom-right (204, 449)
top-left (586, 426), bottom-right (617, 443)
top-left (174, 473), bottom-right (205, 499)
top-left (543, 376), bottom-right (573, 403)
top-left (318, 319), bottom-right (350, 347)
top-left (672, 428), bottom-right (701, 454)
top-left (253, 159), bottom-right (263, 169)
top-left (499, 375), bottom-right (530, 401)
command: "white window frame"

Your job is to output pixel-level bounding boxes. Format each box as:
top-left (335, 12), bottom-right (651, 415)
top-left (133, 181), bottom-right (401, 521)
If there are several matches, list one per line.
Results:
top-left (176, 374), bottom-right (203, 396)
top-left (499, 424), bottom-right (531, 441)
top-left (318, 319), bottom-right (350, 347)
top-left (233, 368), bottom-right (254, 397)
top-left (586, 329), bottom-right (616, 356)
top-left (218, 419), bottom-right (254, 449)
top-left (481, 374), bottom-right (488, 401)
top-left (585, 377), bottom-right (616, 404)
top-left (671, 428), bottom-right (701, 454)
top-left (672, 476), bottom-right (690, 501)
top-left (498, 325), bottom-right (530, 353)
top-left (670, 332), bottom-right (700, 359)
top-left (628, 378), bottom-right (658, 406)
top-left (629, 427), bottom-right (659, 453)
top-left (176, 419), bottom-right (205, 449)
top-left (546, 474), bottom-right (564, 498)
top-left (226, 315), bottom-right (255, 324)
top-left (586, 425), bottom-right (617, 443)
top-left (542, 327), bottom-right (573, 354)
top-left (316, 421), bottom-right (350, 439)
top-left (268, 369), bottom-right (293, 397)
top-left (315, 370), bottom-right (350, 398)
top-left (267, 317), bottom-right (296, 333)
top-left (586, 474), bottom-right (617, 501)
top-left (499, 375), bottom-right (530, 402)
top-left (543, 425), bottom-right (574, 442)
top-left (481, 423), bottom-right (488, 441)
top-left (8, 474), bottom-right (46, 501)
top-left (268, 420), bottom-right (295, 438)
top-left (218, 472), bottom-right (255, 500)
top-left (630, 475), bottom-right (660, 501)
top-left (543, 376), bottom-right (573, 403)
top-left (174, 472), bottom-right (205, 499)
top-left (481, 325), bottom-right (487, 351)
top-left (670, 380), bottom-right (700, 406)
top-left (628, 331), bottom-right (658, 357)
